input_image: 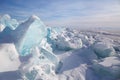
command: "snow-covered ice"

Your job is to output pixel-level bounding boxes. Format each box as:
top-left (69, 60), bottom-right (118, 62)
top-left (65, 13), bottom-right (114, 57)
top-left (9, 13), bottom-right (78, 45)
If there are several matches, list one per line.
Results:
top-left (92, 56), bottom-right (120, 79)
top-left (0, 15), bottom-right (120, 80)
top-left (47, 27), bottom-right (83, 51)
top-left (93, 42), bottom-right (116, 58)
top-left (0, 43), bottom-right (20, 72)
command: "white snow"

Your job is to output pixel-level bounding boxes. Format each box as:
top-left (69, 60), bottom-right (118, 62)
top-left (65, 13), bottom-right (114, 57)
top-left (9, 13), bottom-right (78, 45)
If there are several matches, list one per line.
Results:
top-left (0, 43), bottom-right (21, 72)
top-left (30, 15), bottom-right (40, 20)
top-left (99, 57), bottom-right (120, 67)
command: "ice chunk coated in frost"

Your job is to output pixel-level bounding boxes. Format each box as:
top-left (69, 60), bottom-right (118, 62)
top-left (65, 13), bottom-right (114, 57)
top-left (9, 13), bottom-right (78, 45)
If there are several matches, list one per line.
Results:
top-left (19, 46), bottom-right (59, 80)
top-left (92, 57), bottom-right (120, 79)
top-left (93, 42), bottom-right (116, 58)
top-left (47, 27), bottom-right (83, 51)
top-left (77, 34), bottom-right (90, 45)
top-left (0, 14), bottom-right (19, 30)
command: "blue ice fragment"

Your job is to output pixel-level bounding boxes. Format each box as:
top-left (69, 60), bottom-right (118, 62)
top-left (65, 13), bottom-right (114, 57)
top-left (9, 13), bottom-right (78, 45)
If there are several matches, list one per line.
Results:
top-left (18, 19), bottom-right (46, 56)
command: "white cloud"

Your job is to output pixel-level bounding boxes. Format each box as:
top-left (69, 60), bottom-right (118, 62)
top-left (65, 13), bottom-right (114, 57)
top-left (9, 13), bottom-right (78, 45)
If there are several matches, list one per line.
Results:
top-left (1, 0), bottom-right (120, 27)
top-left (44, 0), bottom-right (120, 27)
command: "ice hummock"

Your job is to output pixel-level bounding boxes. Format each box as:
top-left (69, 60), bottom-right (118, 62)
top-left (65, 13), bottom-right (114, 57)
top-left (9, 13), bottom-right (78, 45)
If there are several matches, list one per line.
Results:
top-left (93, 42), bottom-right (116, 58)
top-left (92, 56), bottom-right (120, 79)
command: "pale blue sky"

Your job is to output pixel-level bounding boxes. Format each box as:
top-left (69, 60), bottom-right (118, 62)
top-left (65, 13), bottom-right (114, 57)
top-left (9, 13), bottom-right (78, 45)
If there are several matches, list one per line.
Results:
top-left (0, 0), bottom-right (120, 27)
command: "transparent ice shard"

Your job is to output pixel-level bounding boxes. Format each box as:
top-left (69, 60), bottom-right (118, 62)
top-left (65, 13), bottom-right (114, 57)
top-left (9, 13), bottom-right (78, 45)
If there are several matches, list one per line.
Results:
top-left (15, 16), bottom-right (46, 56)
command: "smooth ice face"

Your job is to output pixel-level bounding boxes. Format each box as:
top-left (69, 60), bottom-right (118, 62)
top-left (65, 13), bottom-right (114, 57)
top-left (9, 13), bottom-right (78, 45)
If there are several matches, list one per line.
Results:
top-left (0, 14), bottom-right (19, 30)
top-left (18, 19), bottom-right (46, 56)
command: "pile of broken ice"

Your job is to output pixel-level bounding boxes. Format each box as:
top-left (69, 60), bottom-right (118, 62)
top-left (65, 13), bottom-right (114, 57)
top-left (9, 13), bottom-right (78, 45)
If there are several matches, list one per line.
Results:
top-left (92, 38), bottom-right (120, 79)
top-left (47, 27), bottom-right (83, 51)
top-left (0, 14), bottom-right (60, 80)
top-left (0, 14), bottom-right (120, 80)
